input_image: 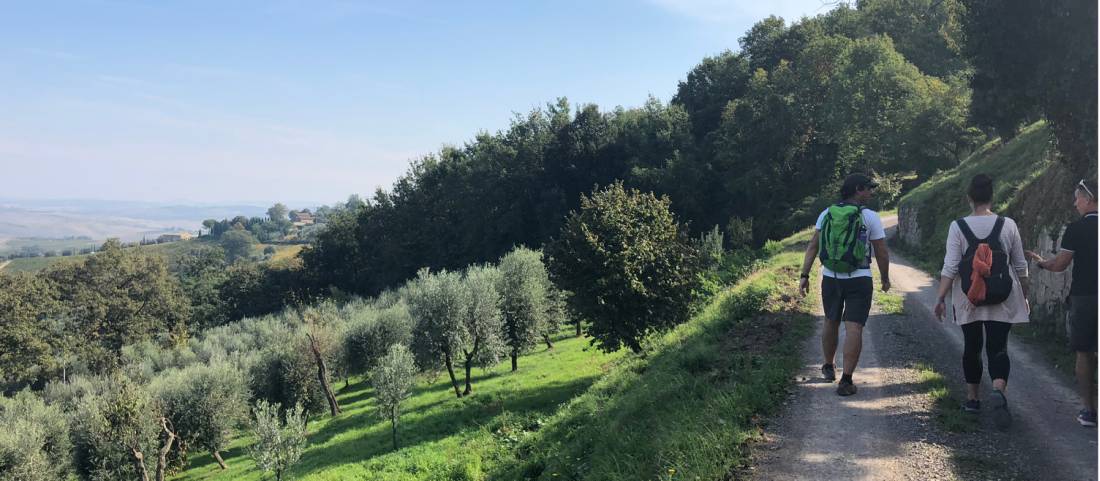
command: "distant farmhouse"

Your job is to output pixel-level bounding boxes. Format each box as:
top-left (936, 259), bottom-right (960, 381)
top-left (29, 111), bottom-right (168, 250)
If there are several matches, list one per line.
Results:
top-left (291, 211), bottom-right (314, 227)
top-left (157, 231), bottom-right (195, 243)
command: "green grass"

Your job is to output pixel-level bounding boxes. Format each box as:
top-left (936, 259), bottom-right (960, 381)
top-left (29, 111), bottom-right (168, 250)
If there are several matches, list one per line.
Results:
top-left (914, 362), bottom-right (977, 433)
top-left (0, 237), bottom-right (101, 257)
top-left (172, 237), bottom-right (819, 481)
top-left (174, 333), bottom-right (621, 481)
top-left (1, 255), bottom-right (83, 273)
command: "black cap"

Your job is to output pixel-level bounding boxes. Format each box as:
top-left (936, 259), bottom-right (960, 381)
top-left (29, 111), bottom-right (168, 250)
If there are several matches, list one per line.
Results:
top-left (840, 173), bottom-right (878, 199)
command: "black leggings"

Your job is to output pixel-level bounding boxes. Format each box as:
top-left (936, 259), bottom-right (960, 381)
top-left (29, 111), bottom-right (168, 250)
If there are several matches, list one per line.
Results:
top-left (962, 321), bottom-right (1012, 384)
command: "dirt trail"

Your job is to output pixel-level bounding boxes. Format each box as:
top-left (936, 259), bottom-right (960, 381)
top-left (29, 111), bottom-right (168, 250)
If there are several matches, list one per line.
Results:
top-left (0, 260), bottom-right (8, 272)
top-left (752, 216), bottom-right (1097, 481)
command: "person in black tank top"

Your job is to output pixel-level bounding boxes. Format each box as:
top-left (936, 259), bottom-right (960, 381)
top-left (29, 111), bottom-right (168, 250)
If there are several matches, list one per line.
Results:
top-left (1026, 178), bottom-right (1099, 427)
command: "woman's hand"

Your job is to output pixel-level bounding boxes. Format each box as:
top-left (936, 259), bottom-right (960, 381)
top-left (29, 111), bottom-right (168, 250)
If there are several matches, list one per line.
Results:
top-left (933, 299), bottom-right (946, 322)
top-left (1024, 250), bottom-right (1044, 263)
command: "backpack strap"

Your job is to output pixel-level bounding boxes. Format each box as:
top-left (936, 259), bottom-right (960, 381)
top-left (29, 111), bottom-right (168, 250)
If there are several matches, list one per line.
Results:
top-left (955, 218), bottom-right (979, 248)
top-left (983, 216), bottom-right (1006, 249)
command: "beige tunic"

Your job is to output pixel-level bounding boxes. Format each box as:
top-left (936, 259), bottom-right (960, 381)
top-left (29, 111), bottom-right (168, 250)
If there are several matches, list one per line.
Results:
top-left (940, 214), bottom-right (1030, 325)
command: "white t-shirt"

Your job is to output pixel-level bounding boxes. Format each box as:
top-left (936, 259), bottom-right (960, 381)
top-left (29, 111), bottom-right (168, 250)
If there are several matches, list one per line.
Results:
top-left (815, 206), bottom-right (886, 279)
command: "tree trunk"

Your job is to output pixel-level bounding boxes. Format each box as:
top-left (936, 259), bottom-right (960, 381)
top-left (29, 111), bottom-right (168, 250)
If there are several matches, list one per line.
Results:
top-left (308, 333), bottom-right (341, 416)
top-left (213, 450), bottom-right (227, 470)
top-left (443, 352), bottom-right (462, 398)
top-left (575, 319), bottom-right (582, 337)
top-left (131, 447), bottom-right (150, 481)
top-left (543, 334), bottom-right (554, 349)
top-left (462, 339), bottom-right (480, 396)
top-left (463, 357), bottom-right (473, 396)
top-left (390, 406), bottom-right (398, 451)
top-left (156, 418), bottom-right (177, 481)
top-left (511, 351), bottom-right (518, 372)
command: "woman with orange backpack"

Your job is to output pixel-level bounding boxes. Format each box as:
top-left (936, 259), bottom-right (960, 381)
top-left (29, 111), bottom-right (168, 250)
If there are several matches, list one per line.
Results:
top-left (933, 174), bottom-right (1030, 429)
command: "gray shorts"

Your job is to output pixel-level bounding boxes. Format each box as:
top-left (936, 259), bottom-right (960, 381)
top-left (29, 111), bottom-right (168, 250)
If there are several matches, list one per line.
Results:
top-left (1069, 296), bottom-right (1097, 353)
top-left (821, 276), bottom-right (873, 325)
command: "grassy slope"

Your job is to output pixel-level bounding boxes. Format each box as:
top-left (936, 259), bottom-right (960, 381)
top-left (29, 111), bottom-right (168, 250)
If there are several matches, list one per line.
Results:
top-left (173, 233), bottom-right (819, 481)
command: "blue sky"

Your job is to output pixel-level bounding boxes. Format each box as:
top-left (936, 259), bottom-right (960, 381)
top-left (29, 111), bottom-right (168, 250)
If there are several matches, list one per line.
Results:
top-left (0, 0), bottom-right (834, 206)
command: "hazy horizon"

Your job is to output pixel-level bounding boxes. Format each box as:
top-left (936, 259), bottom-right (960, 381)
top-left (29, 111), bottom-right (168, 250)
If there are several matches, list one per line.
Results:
top-left (2, 0), bottom-right (835, 204)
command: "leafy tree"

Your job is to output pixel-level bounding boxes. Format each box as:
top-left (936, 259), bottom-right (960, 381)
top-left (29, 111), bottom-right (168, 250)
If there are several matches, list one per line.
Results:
top-left (173, 246), bottom-right (228, 331)
top-left (496, 247), bottom-right (551, 371)
top-left (369, 344), bottom-right (416, 451)
top-left (45, 240), bottom-right (190, 372)
top-left (0, 390), bottom-right (75, 481)
top-left (0, 273), bottom-right (62, 390)
top-left (248, 400), bottom-right (306, 481)
top-left (544, 183), bottom-right (701, 353)
top-left (267, 203), bottom-right (289, 223)
top-left (220, 230), bottom-right (256, 264)
top-left (960, 0), bottom-right (1096, 175)
top-left (673, 50), bottom-right (752, 142)
top-left (858, 0), bottom-right (967, 77)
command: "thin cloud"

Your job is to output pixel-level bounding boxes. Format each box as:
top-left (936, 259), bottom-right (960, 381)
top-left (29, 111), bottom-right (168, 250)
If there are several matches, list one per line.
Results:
top-left (647, 0), bottom-right (838, 25)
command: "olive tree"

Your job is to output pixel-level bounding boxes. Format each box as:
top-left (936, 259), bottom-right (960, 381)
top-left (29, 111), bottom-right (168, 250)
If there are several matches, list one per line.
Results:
top-left (369, 344), bottom-right (416, 451)
top-left (152, 360), bottom-right (249, 471)
top-left (457, 265), bottom-right (505, 395)
top-left (0, 390), bottom-right (75, 481)
top-left (406, 269), bottom-right (467, 398)
top-left (342, 302), bottom-right (414, 376)
top-left (407, 268), bottom-right (503, 398)
top-left (544, 182), bottom-right (701, 353)
top-left (70, 375), bottom-right (158, 481)
top-left (248, 400), bottom-right (306, 481)
top-left (496, 247), bottom-right (551, 371)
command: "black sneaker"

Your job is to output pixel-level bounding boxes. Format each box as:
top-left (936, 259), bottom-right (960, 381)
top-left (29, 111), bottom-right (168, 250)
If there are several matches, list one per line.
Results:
top-left (821, 364), bottom-right (836, 382)
top-left (991, 389), bottom-right (1012, 430)
top-left (1077, 409), bottom-right (1097, 427)
top-left (837, 379), bottom-right (857, 396)
top-left (961, 399), bottom-right (981, 413)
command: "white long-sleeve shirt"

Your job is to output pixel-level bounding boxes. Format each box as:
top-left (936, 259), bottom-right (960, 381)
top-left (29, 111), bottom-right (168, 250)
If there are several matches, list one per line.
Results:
top-left (940, 214), bottom-right (1030, 325)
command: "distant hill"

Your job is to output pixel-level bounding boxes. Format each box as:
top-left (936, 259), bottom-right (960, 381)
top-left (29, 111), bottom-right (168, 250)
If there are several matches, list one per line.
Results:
top-left (0, 199), bottom-right (270, 241)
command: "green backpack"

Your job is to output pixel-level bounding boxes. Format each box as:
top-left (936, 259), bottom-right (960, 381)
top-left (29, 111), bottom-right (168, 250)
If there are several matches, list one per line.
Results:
top-left (818, 204), bottom-right (867, 273)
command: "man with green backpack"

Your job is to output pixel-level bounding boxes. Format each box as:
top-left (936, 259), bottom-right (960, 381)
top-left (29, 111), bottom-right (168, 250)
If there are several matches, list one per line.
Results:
top-left (799, 173), bottom-right (891, 396)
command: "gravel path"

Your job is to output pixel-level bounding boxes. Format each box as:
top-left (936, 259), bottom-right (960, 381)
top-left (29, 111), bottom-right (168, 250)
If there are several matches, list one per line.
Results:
top-left (751, 217), bottom-right (1098, 481)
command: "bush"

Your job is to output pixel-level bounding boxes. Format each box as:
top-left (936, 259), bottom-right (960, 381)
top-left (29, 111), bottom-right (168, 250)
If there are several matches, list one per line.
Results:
top-left (0, 390), bottom-right (75, 481)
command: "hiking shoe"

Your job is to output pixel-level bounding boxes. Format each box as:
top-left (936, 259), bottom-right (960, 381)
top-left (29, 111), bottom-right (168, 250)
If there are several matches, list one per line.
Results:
top-left (991, 389), bottom-right (1012, 430)
top-left (837, 379), bottom-right (857, 396)
top-left (1077, 409), bottom-right (1097, 427)
top-left (961, 399), bottom-right (981, 413)
top-left (821, 364), bottom-right (836, 382)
